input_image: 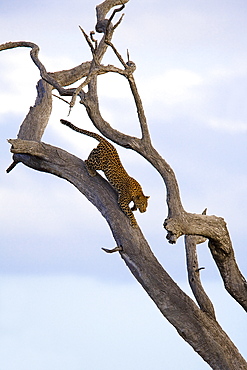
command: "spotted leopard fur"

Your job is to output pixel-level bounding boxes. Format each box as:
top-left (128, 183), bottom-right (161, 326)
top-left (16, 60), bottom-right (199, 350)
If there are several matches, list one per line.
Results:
top-left (60, 119), bottom-right (149, 227)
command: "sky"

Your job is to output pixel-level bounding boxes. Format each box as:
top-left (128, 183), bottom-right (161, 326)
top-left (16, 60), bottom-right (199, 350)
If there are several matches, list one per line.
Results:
top-left (0, 0), bottom-right (247, 369)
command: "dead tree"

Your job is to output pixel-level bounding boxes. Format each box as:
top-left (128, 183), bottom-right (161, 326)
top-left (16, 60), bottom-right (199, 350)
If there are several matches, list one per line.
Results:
top-left (1, 1), bottom-right (246, 369)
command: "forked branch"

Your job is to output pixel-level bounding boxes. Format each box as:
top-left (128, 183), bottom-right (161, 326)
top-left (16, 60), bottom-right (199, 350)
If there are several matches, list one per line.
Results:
top-left (2, 1), bottom-right (246, 314)
top-left (2, 1), bottom-right (247, 367)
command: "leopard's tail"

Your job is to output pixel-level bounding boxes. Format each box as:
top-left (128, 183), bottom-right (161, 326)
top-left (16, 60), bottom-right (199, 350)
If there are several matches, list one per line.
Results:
top-left (60, 119), bottom-right (103, 142)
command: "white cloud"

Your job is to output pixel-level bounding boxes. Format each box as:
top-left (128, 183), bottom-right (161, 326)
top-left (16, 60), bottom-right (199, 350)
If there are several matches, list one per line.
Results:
top-left (0, 171), bottom-right (97, 237)
top-left (98, 73), bottom-right (131, 99)
top-left (209, 118), bottom-right (247, 132)
top-left (139, 69), bottom-right (203, 107)
top-left (0, 51), bottom-right (83, 117)
top-left (0, 51), bottom-right (39, 115)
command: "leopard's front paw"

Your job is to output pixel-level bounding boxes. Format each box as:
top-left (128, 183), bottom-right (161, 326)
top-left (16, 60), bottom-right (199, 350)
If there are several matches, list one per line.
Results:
top-left (130, 219), bottom-right (138, 228)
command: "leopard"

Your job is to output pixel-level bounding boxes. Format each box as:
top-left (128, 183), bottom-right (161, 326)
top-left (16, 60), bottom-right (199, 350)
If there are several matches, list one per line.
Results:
top-left (60, 119), bottom-right (149, 227)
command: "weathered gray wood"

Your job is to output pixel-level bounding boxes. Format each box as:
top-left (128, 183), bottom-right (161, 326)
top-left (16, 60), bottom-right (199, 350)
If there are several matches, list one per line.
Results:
top-left (7, 138), bottom-right (247, 369)
top-left (185, 234), bottom-right (216, 319)
top-left (2, 1), bottom-right (247, 368)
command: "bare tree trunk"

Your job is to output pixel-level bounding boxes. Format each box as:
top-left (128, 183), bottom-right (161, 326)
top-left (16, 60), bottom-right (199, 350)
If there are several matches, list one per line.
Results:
top-left (1, 1), bottom-right (246, 369)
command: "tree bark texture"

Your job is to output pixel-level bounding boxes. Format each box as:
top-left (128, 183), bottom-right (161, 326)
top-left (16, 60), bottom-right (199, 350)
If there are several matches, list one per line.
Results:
top-left (1, 1), bottom-right (247, 369)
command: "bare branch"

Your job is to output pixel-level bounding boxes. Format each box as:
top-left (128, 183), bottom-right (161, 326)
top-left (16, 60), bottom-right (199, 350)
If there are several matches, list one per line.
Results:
top-left (52, 94), bottom-right (70, 105)
top-left (185, 235), bottom-right (216, 319)
top-left (8, 139), bottom-right (50, 160)
top-left (2, 1), bottom-right (247, 367)
top-left (127, 74), bottom-right (151, 142)
top-left (79, 26), bottom-right (96, 55)
top-left (0, 41), bottom-right (90, 96)
top-left (104, 38), bottom-right (127, 67)
top-left (107, 3), bottom-right (125, 25)
top-left (164, 212), bottom-right (247, 311)
top-left (102, 246), bottom-right (123, 253)
top-left (6, 138), bottom-right (247, 369)
top-left (6, 161), bottom-right (18, 173)
top-left (96, 0), bottom-right (129, 33)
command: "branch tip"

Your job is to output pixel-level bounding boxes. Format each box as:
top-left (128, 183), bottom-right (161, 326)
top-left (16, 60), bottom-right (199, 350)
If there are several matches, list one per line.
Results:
top-left (6, 161), bottom-right (18, 173)
top-left (195, 267), bottom-right (205, 272)
top-left (102, 246), bottom-right (123, 253)
top-left (79, 26), bottom-right (95, 54)
top-left (127, 49), bottom-right (130, 63)
top-left (108, 3), bottom-right (125, 25)
top-left (52, 94), bottom-right (70, 105)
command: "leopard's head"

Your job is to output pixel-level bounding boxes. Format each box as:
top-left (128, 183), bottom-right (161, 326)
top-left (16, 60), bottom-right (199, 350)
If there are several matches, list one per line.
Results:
top-left (132, 194), bottom-right (150, 213)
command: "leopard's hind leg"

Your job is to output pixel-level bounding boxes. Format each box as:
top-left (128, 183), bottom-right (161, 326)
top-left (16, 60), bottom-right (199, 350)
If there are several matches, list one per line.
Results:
top-left (85, 146), bottom-right (102, 176)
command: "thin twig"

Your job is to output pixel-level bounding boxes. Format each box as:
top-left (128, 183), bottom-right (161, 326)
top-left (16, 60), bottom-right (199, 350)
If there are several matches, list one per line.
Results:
top-left (105, 4), bottom-right (125, 42)
top-left (6, 161), bottom-right (18, 173)
top-left (52, 94), bottom-right (70, 104)
top-left (102, 245), bottom-right (123, 253)
top-left (108, 3), bottom-right (125, 25)
top-left (79, 26), bottom-right (95, 54)
top-left (105, 39), bottom-right (127, 67)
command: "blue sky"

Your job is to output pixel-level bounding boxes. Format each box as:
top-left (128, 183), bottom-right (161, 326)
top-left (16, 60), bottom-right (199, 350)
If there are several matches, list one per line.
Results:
top-left (0, 0), bottom-right (247, 369)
